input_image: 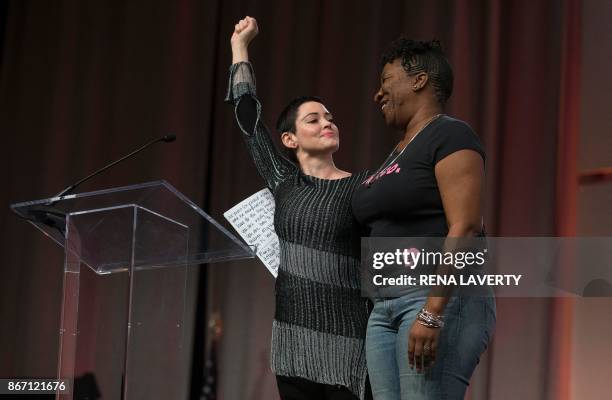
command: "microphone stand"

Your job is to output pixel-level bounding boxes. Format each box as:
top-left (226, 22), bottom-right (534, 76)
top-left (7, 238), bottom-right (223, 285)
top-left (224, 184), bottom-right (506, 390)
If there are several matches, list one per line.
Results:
top-left (22, 134), bottom-right (176, 235)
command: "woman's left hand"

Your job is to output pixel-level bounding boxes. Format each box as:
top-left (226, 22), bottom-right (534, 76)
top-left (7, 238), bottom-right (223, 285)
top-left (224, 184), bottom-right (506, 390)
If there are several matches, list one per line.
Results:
top-left (408, 320), bottom-right (440, 372)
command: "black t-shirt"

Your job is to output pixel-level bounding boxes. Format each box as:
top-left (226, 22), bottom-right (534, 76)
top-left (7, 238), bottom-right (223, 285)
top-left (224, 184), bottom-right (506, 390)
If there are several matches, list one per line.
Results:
top-left (352, 115), bottom-right (485, 237)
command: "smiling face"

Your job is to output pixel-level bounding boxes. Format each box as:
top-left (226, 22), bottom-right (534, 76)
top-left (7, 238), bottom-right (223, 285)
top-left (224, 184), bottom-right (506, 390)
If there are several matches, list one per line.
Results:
top-left (374, 58), bottom-right (422, 130)
top-left (282, 101), bottom-right (340, 156)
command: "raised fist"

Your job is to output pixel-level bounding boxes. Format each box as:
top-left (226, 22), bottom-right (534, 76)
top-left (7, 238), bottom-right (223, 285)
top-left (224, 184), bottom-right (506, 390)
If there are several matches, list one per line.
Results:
top-left (231, 16), bottom-right (259, 47)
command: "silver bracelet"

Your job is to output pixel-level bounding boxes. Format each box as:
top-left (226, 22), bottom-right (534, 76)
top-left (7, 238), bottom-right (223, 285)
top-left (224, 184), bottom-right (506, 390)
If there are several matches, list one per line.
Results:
top-left (417, 308), bottom-right (444, 329)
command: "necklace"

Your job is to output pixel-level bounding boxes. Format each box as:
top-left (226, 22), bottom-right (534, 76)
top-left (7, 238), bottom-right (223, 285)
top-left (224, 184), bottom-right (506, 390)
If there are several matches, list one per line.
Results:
top-left (365, 114), bottom-right (442, 188)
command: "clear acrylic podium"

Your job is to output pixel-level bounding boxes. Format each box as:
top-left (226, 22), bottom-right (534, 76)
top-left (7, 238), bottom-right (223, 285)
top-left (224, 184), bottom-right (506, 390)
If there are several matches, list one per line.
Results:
top-left (11, 181), bottom-right (255, 399)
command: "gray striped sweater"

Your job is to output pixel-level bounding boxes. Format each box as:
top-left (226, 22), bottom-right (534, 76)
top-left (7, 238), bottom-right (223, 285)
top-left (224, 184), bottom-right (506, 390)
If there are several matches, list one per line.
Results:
top-left (225, 62), bottom-right (369, 399)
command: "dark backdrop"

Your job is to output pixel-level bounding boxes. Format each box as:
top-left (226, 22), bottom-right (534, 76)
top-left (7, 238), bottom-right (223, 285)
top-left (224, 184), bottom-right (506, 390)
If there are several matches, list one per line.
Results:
top-left (0, 1), bottom-right (585, 399)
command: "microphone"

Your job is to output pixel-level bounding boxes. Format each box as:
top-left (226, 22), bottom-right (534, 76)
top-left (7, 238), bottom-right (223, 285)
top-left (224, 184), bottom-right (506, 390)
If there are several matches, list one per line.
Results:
top-left (54, 133), bottom-right (176, 198)
top-left (23, 134), bottom-right (177, 233)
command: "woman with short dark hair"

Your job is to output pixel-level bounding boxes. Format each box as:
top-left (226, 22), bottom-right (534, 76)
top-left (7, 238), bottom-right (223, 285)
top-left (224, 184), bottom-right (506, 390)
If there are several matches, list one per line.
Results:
top-left (226, 16), bottom-right (370, 400)
top-left (352, 38), bottom-right (496, 399)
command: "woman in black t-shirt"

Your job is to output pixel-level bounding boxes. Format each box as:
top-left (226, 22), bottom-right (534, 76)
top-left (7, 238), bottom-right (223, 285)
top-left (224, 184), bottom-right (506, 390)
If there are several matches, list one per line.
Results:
top-left (352, 38), bottom-right (496, 399)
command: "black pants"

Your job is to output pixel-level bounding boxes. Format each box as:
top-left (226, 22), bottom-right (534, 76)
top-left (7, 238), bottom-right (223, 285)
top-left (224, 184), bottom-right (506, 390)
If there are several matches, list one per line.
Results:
top-left (276, 376), bottom-right (360, 400)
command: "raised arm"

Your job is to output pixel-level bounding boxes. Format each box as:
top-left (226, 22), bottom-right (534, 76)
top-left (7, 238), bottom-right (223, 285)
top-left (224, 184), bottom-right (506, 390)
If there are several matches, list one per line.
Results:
top-left (230, 17), bottom-right (255, 64)
top-left (225, 16), bottom-right (295, 191)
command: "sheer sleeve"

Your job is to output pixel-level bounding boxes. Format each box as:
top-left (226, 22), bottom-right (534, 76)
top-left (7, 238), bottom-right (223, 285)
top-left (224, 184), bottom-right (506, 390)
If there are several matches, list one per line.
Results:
top-left (224, 62), bottom-right (296, 191)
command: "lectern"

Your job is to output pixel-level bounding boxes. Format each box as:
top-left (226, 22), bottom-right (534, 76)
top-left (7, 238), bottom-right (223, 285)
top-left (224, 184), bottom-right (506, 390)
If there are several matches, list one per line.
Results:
top-left (11, 181), bottom-right (255, 399)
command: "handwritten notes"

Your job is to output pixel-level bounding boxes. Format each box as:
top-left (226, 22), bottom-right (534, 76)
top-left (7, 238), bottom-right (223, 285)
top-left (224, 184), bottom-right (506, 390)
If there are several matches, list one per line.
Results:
top-left (223, 188), bottom-right (279, 277)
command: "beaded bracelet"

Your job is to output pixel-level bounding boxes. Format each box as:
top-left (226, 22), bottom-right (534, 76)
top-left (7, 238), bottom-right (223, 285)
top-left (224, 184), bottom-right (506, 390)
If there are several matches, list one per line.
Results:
top-left (417, 308), bottom-right (444, 329)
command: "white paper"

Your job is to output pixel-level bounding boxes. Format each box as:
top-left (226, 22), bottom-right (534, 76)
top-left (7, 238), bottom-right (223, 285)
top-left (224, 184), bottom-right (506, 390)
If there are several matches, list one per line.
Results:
top-left (223, 188), bottom-right (279, 277)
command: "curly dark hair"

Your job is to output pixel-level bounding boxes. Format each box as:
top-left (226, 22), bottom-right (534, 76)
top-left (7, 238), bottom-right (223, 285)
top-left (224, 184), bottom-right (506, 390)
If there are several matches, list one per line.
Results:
top-left (275, 95), bottom-right (325, 163)
top-left (381, 38), bottom-right (453, 105)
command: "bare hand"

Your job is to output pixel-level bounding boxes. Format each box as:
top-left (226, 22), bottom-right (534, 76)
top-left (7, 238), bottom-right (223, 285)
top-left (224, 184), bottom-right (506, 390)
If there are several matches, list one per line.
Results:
top-left (408, 320), bottom-right (440, 372)
top-left (230, 16), bottom-right (259, 48)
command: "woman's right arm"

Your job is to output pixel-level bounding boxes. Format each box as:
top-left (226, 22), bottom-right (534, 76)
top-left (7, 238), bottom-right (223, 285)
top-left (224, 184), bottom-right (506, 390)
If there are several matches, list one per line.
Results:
top-left (225, 17), bottom-right (295, 191)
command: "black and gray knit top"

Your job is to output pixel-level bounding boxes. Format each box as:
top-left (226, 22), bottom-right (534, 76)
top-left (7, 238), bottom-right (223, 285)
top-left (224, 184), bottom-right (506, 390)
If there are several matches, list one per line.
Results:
top-left (225, 62), bottom-right (369, 399)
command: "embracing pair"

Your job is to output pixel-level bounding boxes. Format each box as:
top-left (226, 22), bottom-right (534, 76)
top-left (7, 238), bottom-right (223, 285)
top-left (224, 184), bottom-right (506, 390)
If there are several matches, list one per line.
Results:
top-left (225, 16), bottom-right (495, 400)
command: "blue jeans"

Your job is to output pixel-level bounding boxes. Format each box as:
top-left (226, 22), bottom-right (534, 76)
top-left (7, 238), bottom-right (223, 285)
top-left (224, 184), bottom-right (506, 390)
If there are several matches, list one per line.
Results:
top-left (365, 294), bottom-right (495, 400)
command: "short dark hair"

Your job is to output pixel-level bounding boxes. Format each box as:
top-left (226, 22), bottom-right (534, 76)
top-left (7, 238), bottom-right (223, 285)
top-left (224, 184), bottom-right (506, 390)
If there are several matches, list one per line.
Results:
top-left (381, 38), bottom-right (453, 105)
top-left (276, 95), bottom-right (324, 162)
